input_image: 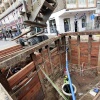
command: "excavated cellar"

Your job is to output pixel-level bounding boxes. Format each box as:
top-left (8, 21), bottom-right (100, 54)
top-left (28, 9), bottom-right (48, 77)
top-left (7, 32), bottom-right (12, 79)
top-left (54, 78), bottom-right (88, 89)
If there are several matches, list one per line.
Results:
top-left (0, 33), bottom-right (100, 100)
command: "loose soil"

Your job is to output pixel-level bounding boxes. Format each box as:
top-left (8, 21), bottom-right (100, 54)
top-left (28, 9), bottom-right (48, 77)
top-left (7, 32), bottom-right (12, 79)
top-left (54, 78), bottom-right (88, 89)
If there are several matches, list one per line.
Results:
top-left (44, 70), bottom-right (100, 100)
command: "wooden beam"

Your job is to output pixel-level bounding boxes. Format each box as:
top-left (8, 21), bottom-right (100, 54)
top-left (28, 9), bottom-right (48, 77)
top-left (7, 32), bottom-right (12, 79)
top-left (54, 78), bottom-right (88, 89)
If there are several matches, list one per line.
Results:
top-left (12, 29), bottom-right (32, 41)
top-left (30, 53), bottom-right (45, 94)
top-left (47, 45), bottom-right (54, 73)
top-left (44, 1), bottom-right (54, 11)
top-left (26, 31), bottom-right (43, 40)
top-left (0, 36), bottom-right (61, 68)
top-left (61, 36), bottom-right (66, 51)
top-left (24, 21), bottom-right (47, 28)
top-left (88, 35), bottom-right (92, 67)
top-left (68, 36), bottom-right (71, 64)
top-left (40, 49), bottom-right (49, 75)
top-left (77, 35), bottom-right (80, 68)
top-left (55, 39), bottom-right (62, 70)
top-left (97, 37), bottom-right (100, 72)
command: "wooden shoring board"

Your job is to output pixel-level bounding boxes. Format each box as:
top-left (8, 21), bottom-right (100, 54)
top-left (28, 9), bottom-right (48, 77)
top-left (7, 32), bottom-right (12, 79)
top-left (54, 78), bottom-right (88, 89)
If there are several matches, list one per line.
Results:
top-left (24, 21), bottom-right (47, 27)
top-left (0, 36), bottom-right (62, 68)
top-left (8, 62), bottom-right (35, 88)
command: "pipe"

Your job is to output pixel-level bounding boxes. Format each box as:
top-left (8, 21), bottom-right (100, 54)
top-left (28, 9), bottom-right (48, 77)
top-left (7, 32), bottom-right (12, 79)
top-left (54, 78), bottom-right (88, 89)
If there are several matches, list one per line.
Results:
top-left (66, 50), bottom-right (76, 100)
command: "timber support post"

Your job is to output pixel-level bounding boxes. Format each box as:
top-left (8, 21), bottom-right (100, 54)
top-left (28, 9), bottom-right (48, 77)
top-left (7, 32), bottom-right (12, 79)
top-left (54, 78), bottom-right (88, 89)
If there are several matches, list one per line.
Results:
top-left (77, 35), bottom-right (80, 68)
top-left (97, 37), bottom-right (100, 73)
top-left (30, 52), bottom-right (45, 94)
top-left (55, 39), bottom-right (62, 70)
top-left (88, 35), bottom-right (92, 67)
top-left (68, 36), bottom-right (71, 64)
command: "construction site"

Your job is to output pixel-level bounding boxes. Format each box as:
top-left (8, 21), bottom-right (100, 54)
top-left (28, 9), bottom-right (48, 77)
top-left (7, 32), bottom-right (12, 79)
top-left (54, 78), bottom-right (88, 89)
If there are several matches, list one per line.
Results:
top-left (0, 0), bottom-right (100, 100)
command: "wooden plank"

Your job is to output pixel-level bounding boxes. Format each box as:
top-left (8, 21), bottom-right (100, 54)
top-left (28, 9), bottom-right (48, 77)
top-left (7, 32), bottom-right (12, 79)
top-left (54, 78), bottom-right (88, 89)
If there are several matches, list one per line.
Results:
top-left (0, 49), bottom-right (23, 62)
top-left (8, 62), bottom-right (35, 88)
top-left (16, 73), bottom-right (40, 99)
top-left (0, 48), bottom-right (22, 58)
top-left (0, 45), bottom-right (22, 53)
top-left (77, 35), bottom-right (80, 68)
top-left (44, 1), bottom-right (54, 10)
top-left (1, 47), bottom-right (23, 62)
top-left (21, 82), bottom-right (42, 100)
top-left (25, 31), bottom-right (43, 40)
top-left (24, 21), bottom-right (47, 27)
top-left (13, 72), bottom-right (36, 92)
top-left (12, 29), bottom-right (32, 41)
top-left (0, 36), bottom-right (61, 68)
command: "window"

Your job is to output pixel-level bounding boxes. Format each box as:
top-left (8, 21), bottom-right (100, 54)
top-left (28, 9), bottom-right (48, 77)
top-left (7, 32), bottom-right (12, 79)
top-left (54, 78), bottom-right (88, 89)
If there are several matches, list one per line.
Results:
top-left (97, 2), bottom-right (100, 9)
top-left (44, 28), bottom-right (48, 33)
top-left (79, 0), bottom-right (86, 4)
top-left (82, 16), bottom-right (86, 28)
top-left (64, 18), bottom-right (70, 32)
top-left (67, 0), bottom-right (76, 4)
top-left (88, 0), bottom-right (94, 4)
top-left (49, 19), bottom-right (56, 33)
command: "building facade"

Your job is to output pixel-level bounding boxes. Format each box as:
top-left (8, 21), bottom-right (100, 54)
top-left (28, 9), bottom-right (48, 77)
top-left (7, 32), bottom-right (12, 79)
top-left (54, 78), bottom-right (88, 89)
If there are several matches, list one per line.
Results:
top-left (0, 0), bottom-right (24, 31)
top-left (46, 0), bottom-right (97, 35)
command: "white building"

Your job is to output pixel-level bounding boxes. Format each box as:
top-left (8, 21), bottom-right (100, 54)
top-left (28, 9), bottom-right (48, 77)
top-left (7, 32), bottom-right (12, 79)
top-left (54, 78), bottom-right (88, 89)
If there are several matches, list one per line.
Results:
top-left (46, 0), bottom-right (97, 35)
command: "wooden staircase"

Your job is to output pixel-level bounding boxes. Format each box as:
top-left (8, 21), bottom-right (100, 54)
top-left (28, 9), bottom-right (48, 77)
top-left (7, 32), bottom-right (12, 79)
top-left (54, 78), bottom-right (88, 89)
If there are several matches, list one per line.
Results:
top-left (22, 0), bottom-right (57, 28)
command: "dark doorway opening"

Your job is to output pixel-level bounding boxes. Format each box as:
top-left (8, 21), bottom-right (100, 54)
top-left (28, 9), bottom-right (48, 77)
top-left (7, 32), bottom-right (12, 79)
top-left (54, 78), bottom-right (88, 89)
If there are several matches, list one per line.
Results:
top-left (74, 21), bottom-right (78, 32)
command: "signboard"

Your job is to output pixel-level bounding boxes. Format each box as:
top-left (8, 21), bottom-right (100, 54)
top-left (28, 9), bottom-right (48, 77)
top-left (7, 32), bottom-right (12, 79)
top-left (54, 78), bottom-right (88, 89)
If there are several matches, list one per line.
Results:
top-left (0, 83), bottom-right (13, 100)
top-left (90, 14), bottom-right (95, 20)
